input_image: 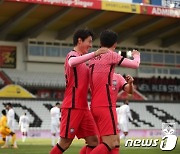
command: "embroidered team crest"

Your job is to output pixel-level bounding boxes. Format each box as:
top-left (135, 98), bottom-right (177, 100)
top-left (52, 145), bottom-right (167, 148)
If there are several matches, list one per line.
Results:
top-left (70, 128), bottom-right (75, 134)
top-left (112, 80), bottom-right (117, 86)
top-left (112, 80), bottom-right (117, 90)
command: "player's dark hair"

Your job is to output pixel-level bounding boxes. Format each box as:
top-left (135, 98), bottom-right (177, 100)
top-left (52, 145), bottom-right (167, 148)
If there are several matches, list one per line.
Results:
top-left (2, 109), bottom-right (6, 115)
top-left (124, 99), bottom-right (129, 104)
top-left (100, 29), bottom-right (118, 48)
top-left (73, 29), bottom-right (94, 46)
top-left (56, 102), bottom-right (60, 106)
top-left (7, 102), bottom-right (12, 107)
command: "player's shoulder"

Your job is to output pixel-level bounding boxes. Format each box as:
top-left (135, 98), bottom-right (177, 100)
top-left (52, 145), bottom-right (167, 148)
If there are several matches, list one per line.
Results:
top-left (2, 116), bottom-right (7, 120)
top-left (125, 104), bottom-right (130, 109)
top-left (67, 50), bottom-right (78, 58)
top-left (116, 107), bottom-right (120, 111)
top-left (9, 109), bottom-right (14, 114)
top-left (120, 104), bottom-right (126, 108)
top-left (113, 73), bottom-right (123, 79)
top-left (50, 107), bottom-right (54, 112)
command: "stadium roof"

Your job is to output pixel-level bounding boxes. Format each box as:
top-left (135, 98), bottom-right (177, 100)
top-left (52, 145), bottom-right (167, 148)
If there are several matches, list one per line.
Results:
top-left (0, 0), bottom-right (179, 47)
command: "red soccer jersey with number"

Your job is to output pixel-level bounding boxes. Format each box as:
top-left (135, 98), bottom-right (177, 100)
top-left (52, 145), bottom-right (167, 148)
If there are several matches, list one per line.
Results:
top-left (62, 50), bottom-right (89, 109)
top-left (89, 50), bottom-right (125, 107)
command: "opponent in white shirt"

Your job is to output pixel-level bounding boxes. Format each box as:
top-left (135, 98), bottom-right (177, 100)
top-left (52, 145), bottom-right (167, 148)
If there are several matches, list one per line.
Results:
top-left (6, 103), bottom-right (15, 132)
top-left (116, 100), bottom-right (133, 140)
top-left (4, 103), bottom-right (17, 148)
top-left (50, 102), bottom-right (61, 147)
top-left (19, 113), bottom-right (29, 142)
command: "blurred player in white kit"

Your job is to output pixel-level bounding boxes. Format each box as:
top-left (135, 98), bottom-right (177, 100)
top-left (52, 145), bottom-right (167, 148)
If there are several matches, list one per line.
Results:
top-left (50, 102), bottom-right (61, 147)
top-left (19, 113), bottom-right (29, 142)
top-left (4, 103), bottom-right (17, 148)
top-left (5, 103), bottom-right (15, 132)
top-left (116, 100), bottom-right (133, 140)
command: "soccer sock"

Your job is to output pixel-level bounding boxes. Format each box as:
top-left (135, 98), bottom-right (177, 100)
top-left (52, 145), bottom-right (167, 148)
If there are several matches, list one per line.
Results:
top-left (57, 136), bottom-right (61, 143)
top-left (90, 143), bottom-right (111, 154)
top-left (79, 145), bottom-right (86, 154)
top-left (86, 145), bottom-right (96, 154)
top-left (24, 135), bottom-right (27, 142)
top-left (79, 145), bottom-right (96, 154)
top-left (12, 134), bottom-right (16, 145)
top-left (110, 146), bottom-right (119, 154)
top-left (22, 135), bottom-right (25, 142)
top-left (0, 140), bottom-right (5, 144)
top-left (5, 136), bottom-right (10, 145)
top-left (124, 135), bottom-right (126, 140)
top-left (51, 135), bottom-right (56, 146)
top-left (120, 134), bottom-right (125, 139)
top-left (14, 141), bottom-right (17, 147)
top-left (50, 143), bottom-right (65, 154)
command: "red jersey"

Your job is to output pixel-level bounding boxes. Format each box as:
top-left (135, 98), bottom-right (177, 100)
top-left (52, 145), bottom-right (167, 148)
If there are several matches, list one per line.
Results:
top-left (62, 50), bottom-right (89, 109)
top-left (111, 73), bottom-right (127, 106)
top-left (89, 50), bottom-right (125, 107)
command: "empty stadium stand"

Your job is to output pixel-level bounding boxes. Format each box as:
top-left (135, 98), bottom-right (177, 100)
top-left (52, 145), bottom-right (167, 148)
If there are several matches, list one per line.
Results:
top-left (2, 69), bottom-right (65, 88)
top-left (1, 70), bottom-right (179, 89)
top-left (0, 100), bottom-right (179, 131)
top-left (0, 69), bottom-right (180, 100)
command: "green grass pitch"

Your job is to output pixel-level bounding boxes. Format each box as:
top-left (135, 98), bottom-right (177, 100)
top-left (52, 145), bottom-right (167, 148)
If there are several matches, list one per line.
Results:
top-left (0, 138), bottom-right (179, 154)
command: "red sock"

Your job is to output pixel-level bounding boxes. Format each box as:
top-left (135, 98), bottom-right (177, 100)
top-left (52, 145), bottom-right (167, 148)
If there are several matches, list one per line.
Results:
top-left (90, 143), bottom-right (111, 154)
top-left (86, 145), bottom-right (96, 154)
top-left (50, 144), bottom-right (64, 154)
top-left (110, 147), bottom-right (119, 154)
top-left (79, 146), bottom-right (87, 154)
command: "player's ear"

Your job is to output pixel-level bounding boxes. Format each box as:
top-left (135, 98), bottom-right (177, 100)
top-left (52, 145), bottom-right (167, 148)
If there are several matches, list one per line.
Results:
top-left (113, 42), bottom-right (117, 49)
top-left (78, 38), bottom-right (82, 44)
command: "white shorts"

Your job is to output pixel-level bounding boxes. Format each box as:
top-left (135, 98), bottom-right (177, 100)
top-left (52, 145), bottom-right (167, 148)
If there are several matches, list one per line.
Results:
top-left (21, 125), bottom-right (29, 133)
top-left (8, 124), bottom-right (15, 132)
top-left (51, 124), bottom-right (60, 134)
top-left (119, 122), bottom-right (129, 132)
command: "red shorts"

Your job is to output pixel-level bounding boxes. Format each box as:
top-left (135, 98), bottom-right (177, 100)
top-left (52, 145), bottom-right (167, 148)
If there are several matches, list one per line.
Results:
top-left (60, 108), bottom-right (98, 139)
top-left (91, 107), bottom-right (118, 136)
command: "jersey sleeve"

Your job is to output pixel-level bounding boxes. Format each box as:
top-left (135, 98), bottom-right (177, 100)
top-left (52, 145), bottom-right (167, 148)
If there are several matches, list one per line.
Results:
top-left (108, 51), bottom-right (140, 68)
top-left (120, 54), bottom-right (140, 68)
top-left (67, 51), bottom-right (77, 59)
top-left (68, 52), bottom-right (95, 67)
top-left (117, 74), bottom-right (127, 91)
top-left (108, 51), bottom-right (124, 65)
top-left (9, 110), bottom-right (14, 119)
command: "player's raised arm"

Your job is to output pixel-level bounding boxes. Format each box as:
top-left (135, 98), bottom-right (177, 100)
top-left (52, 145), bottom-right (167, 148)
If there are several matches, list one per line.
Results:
top-left (120, 50), bottom-right (140, 69)
top-left (68, 47), bottom-right (108, 67)
top-left (98, 29), bottom-right (140, 69)
top-left (123, 75), bottom-right (134, 94)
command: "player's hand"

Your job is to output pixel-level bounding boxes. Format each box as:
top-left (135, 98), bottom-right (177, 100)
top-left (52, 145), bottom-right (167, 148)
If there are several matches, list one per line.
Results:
top-left (132, 49), bottom-right (140, 57)
top-left (94, 47), bottom-right (108, 56)
top-left (125, 75), bottom-right (134, 84)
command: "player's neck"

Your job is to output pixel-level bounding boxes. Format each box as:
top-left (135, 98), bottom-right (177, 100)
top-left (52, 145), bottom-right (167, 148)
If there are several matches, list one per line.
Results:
top-left (108, 47), bottom-right (115, 52)
top-left (73, 47), bottom-right (84, 55)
